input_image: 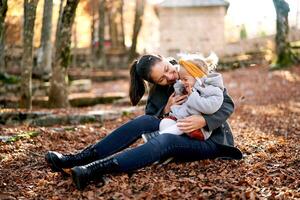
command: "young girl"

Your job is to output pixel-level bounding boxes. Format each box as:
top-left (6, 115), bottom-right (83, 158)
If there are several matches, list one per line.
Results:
top-left (143, 53), bottom-right (224, 142)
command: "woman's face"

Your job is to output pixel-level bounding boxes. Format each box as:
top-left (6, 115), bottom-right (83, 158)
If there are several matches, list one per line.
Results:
top-left (150, 59), bottom-right (179, 86)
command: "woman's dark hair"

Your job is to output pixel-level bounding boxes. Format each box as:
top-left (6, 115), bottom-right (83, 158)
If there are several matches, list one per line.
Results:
top-left (129, 54), bottom-right (162, 106)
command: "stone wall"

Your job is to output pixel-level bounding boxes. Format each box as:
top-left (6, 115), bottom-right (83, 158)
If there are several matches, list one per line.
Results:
top-left (159, 6), bottom-right (226, 57)
top-left (224, 28), bottom-right (300, 57)
top-left (159, 6), bottom-right (300, 58)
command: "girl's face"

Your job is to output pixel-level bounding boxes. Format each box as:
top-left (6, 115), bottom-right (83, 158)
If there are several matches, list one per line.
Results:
top-left (150, 59), bottom-right (179, 86)
top-left (179, 68), bottom-right (196, 91)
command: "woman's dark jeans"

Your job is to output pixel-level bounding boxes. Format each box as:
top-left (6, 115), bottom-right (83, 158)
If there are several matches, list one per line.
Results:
top-left (93, 115), bottom-right (221, 173)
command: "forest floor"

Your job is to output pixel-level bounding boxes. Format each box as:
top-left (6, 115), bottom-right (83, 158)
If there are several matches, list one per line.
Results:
top-left (0, 65), bottom-right (300, 199)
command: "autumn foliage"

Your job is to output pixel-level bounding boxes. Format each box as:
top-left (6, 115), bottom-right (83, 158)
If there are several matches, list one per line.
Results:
top-left (0, 65), bottom-right (299, 199)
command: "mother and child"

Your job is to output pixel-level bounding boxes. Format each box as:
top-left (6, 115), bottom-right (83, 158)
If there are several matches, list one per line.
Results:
top-left (45, 52), bottom-right (243, 190)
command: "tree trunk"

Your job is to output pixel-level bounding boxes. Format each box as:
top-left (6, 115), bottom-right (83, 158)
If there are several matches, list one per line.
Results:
top-left (108, 3), bottom-right (118, 50)
top-left (56, 0), bottom-right (65, 36)
top-left (0, 0), bottom-right (8, 72)
top-left (90, 0), bottom-right (96, 62)
top-left (72, 20), bottom-right (77, 67)
top-left (96, 0), bottom-right (107, 68)
top-left (108, 0), bottom-right (124, 51)
top-left (53, 0), bottom-right (64, 57)
top-left (49, 0), bottom-right (79, 108)
top-left (129, 0), bottom-right (145, 62)
top-left (119, 0), bottom-right (125, 48)
top-left (36, 0), bottom-right (53, 77)
top-left (20, 0), bottom-right (39, 109)
top-left (273, 0), bottom-right (294, 67)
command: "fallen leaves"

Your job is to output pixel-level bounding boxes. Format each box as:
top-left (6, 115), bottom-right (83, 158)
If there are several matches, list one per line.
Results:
top-left (0, 65), bottom-right (300, 199)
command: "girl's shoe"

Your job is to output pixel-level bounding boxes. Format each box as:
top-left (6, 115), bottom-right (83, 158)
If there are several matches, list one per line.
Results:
top-left (141, 131), bottom-right (160, 142)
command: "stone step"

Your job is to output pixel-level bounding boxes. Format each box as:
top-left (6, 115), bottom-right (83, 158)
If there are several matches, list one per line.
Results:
top-left (0, 92), bottom-right (127, 108)
top-left (68, 70), bottom-right (129, 82)
top-left (0, 111), bottom-right (52, 125)
top-left (0, 107), bottom-right (140, 126)
top-left (69, 92), bottom-right (126, 107)
top-left (113, 96), bottom-right (148, 106)
top-left (0, 79), bottom-right (93, 97)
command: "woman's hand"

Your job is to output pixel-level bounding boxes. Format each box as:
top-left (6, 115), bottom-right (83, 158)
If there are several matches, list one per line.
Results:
top-left (177, 115), bottom-right (207, 133)
top-left (163, 92), bottom-right (188, 114)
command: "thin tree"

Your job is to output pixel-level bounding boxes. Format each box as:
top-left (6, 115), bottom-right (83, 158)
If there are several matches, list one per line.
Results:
top-left (90, 0), bottom-right (96, 61)
top-left (119, 0), bottom-right (125, 48)
top-left (49, 0), bottom-right (79, 108)
top-left (107, 0), bottom-right (124, 51)
top-left (36, 0), bottom-right (53, 77)
top-left (72, 19), bottom-right (77, 67)
top-left (0, 0), bottom-right (8, 71)
top-left (96, 0), bottom-right (107, 68)
top-left (129, 0), bottom-right (146, 62)
top-left (52, 0), bottom-right (64, 58)
top-left (56, 0), bottom-right (65, 37)
top-left (273, 0), bottom-right (297, 67)
top-left (20, 0), bottom-right (39, 109)
top-left (108, 1), bottom-right (118, 50)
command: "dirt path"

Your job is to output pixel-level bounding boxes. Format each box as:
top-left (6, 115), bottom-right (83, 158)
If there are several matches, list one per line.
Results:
top-left (0, 65), bottom-right (299, 199)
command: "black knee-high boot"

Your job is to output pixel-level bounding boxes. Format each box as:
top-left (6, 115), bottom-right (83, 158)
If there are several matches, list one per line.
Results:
top-left (71, 157), bottom-right (119, 190)
top-left (45, 145), bottom-right (100, 173)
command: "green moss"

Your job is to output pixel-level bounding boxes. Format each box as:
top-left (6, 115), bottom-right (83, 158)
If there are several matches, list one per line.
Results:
top-left (271, 50), bottom-right (294, 70)
top-left (61, 46), bottom-right (71, 69)
top-left (240, 24), bottom-right (247, 40)
top-left (4, 131), bottom-right (40, 143)
top-left (122, 110), bottom-right (130, 117)
top-left (0, 73), bottom-right (20, 84)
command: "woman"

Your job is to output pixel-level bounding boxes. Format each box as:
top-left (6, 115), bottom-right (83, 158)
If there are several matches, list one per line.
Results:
top-left (45, 54), bottom-right (242, 190)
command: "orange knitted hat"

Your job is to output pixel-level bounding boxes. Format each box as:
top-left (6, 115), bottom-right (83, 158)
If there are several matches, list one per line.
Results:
top-left (178, 52), bottom-right (219, 79)
top-left (178, 59), bottom-right (207, 79)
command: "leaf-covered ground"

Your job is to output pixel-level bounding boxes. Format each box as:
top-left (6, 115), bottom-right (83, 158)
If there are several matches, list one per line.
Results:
top-left (1, 65), bottom-right (300, 199)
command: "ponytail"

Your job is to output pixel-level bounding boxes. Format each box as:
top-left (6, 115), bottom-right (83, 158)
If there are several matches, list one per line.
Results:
top-left (129, 54), bottom-right (162, 106)
top-left (129, 60), bottom-right (146, 106)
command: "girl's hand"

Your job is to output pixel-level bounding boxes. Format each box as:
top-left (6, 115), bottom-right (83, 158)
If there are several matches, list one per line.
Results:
top-left (186, 85), bottom-right (193, 95)
top-left (163, 92), bottom-right (188, 114)
top-left (176, 115), bottom-right (207, 133)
